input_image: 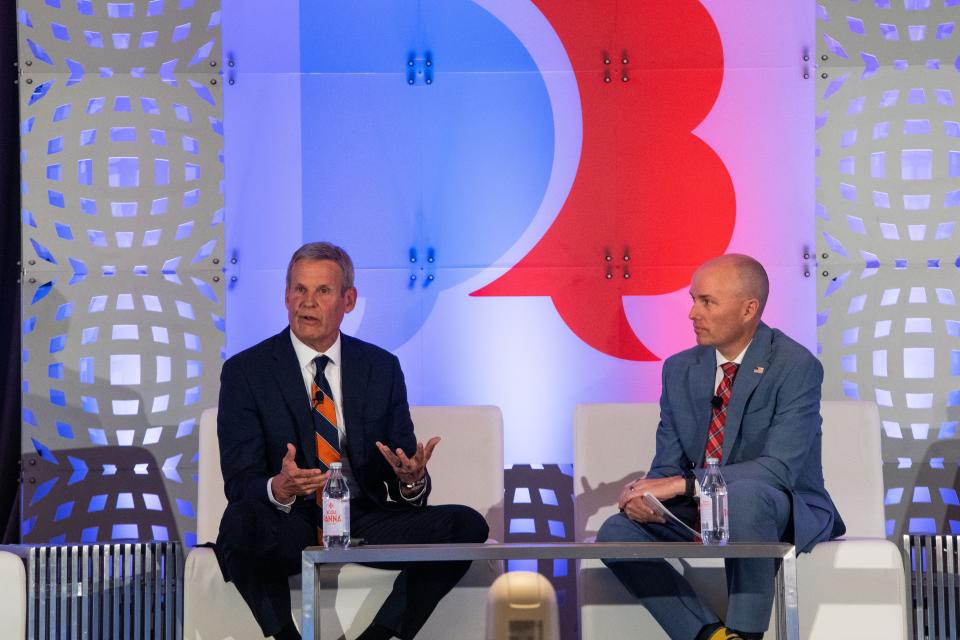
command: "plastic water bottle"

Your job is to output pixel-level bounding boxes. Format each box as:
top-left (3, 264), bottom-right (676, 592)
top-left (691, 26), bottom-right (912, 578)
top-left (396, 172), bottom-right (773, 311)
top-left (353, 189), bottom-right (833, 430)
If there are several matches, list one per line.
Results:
top-left (322, 462), bottom-right (350, 549)
top-left (699, 457), bottom-right (729, 545)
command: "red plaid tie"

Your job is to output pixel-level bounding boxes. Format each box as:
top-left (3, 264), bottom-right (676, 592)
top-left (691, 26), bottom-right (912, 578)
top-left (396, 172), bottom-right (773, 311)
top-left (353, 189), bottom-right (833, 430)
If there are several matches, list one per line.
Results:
top-left (704, 362), bottom-right (739, 464)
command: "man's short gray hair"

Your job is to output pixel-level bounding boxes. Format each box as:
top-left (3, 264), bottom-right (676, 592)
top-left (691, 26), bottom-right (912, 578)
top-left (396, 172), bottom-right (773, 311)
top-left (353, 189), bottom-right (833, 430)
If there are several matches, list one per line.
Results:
top-left (285, 242), bottom-right (355, 293)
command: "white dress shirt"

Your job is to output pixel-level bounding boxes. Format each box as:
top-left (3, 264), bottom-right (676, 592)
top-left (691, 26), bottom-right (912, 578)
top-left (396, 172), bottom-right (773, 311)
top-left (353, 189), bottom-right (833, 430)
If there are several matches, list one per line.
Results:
top-left (714, 342), bottom-right (751, 390)
top-left (291, 330), bottom-right (346, 437)
top-left (689, 342), bottom-right (751, 498)
top-left (268, 331), bottom-right (351, 511)
top-left (268, 330), bottom-right (424, 510)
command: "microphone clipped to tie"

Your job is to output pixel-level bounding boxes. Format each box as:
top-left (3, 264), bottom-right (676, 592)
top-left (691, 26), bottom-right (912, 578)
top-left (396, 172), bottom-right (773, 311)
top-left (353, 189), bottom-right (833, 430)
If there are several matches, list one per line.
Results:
top-left (710, 395), bottom-right (723, 410)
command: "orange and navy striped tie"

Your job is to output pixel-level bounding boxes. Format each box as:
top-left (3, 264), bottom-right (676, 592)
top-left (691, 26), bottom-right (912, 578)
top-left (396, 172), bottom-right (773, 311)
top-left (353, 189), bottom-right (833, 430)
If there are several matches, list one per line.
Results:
top-left (704, 362), bottom-right (739, 464)
top-left (312, 355), bottom-right (341, 472)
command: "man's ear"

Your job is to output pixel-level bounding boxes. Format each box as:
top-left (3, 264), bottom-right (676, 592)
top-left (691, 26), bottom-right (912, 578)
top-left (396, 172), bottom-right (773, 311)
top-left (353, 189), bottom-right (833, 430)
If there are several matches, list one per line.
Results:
top-left (743, 298), bottom-right (760, 321)
top-left (344, 287), bottom-right (358, 312)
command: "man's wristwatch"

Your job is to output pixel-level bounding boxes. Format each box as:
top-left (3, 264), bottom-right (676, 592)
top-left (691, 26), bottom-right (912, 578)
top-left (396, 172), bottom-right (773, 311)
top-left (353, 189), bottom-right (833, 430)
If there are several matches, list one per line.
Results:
top-left (684, 475), bottom-right (695, 498)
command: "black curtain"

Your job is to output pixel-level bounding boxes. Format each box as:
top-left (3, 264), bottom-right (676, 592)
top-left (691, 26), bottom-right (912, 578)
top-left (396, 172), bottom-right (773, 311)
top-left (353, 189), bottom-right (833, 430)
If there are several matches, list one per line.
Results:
top-left (0, 0), bottom-right (22, 543)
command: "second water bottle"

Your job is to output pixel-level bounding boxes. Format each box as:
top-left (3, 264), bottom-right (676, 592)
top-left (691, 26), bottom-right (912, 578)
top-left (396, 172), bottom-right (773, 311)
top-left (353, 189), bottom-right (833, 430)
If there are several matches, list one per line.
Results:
top-left (699, 457), bottom-right (728, 545)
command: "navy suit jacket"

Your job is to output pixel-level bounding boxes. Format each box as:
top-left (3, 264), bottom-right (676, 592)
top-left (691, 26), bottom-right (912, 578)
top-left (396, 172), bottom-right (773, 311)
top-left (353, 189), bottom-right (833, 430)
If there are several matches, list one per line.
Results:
top-left (647, 323), bottom-right (845, 552)
top-left (217, 328), bottom-right (430, 520)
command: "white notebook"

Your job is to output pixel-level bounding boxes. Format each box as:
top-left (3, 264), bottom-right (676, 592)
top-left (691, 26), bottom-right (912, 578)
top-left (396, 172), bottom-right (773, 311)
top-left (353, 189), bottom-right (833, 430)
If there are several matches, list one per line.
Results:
top-left (642, 492), bottom-right (701, 541)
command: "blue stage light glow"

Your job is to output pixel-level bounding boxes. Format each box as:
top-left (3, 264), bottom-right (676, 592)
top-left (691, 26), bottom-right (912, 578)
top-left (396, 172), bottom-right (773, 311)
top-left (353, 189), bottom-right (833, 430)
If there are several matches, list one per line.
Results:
top-left (298, 0), bottom-right (553, 352)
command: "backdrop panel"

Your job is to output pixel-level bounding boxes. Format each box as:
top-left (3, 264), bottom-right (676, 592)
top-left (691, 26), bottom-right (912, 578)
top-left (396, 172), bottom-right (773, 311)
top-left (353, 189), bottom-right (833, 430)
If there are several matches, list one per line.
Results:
top-left (817, 0), bottom-right (960, 538)
top-left (18, 0), bottom-right (223, 544)
top-left (225, 0), bottom-right (816, 466)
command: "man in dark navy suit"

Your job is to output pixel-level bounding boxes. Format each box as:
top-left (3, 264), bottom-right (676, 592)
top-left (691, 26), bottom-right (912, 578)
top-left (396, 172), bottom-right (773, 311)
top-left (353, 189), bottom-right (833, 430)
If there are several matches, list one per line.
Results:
top-left (214, 242), bottom-right (488, 640)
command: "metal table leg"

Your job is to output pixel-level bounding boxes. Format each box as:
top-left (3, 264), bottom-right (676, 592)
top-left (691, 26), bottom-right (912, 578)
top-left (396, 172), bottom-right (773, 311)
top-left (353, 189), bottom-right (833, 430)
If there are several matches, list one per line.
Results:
top-left (302, 554), bottom-right (316, 640)
top-left (777, 546), bottom-right (799, 640)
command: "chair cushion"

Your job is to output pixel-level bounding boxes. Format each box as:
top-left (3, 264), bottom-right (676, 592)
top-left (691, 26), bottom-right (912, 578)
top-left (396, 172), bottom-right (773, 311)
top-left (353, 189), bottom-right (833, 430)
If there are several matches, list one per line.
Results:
top-left (0, 551), bottom-right (25, 640)
top-left (189, 405), bottom-right (505, 639)
top-left (184, 547), bottom-right (265, 640)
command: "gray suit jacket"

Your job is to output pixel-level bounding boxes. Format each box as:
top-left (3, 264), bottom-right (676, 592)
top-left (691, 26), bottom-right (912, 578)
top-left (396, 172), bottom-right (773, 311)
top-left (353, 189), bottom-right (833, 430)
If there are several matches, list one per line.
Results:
top-left (647, 323), bottom-right (845, 552)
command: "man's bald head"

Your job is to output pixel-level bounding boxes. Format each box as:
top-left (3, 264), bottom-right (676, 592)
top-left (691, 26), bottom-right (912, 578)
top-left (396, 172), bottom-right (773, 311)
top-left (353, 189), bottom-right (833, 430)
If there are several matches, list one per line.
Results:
top-left (698, 254), bottom-right (769, 317)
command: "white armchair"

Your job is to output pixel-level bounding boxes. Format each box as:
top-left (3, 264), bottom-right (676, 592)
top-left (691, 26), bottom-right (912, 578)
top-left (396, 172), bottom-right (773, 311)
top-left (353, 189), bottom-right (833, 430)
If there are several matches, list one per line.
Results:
top-left (0, 549), bottom-right (26, 640)
top-left (184, 405), bottom-right (504, 640)
top-left (573, 400), bottom-right (907, 639)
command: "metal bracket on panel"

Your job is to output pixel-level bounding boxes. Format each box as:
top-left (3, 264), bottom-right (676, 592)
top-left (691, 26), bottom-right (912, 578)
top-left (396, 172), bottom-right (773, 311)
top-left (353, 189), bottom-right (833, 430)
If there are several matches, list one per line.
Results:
top-left (226, 52), bottom-right (237, 85)
top-left (602, 246), bottom-right (632, 280)
top-left (815, 48), bottom-right (832, 83)
top-left (226, 248), bottom-right (239, 289)
top-left (406, 51), bottom-right (434, 86)
top-left (802, 246), bottom-right (813, 278)
top-left (407, 246), bottom-right (436, 287)
top-left (423, 247), bottom-right (436, 288)
top-left (819, 251), bottom-right (832, 280)
top-left (408, 247), bottom-right (418, 288)
top-left (602, 49), bottom-right (630, 84)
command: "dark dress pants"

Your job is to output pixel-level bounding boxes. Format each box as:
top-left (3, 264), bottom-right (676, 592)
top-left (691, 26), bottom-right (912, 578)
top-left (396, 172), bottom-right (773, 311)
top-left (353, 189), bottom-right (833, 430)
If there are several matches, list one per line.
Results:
top-left (216, 497), bottom-right (489, 639)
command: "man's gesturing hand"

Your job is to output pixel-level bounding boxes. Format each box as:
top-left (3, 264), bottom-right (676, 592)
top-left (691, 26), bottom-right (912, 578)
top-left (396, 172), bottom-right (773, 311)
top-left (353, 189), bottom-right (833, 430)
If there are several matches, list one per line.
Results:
top-left (270, 443), bottom-right (328, 504)
top-left (375, 437), bottom-right (440, 485)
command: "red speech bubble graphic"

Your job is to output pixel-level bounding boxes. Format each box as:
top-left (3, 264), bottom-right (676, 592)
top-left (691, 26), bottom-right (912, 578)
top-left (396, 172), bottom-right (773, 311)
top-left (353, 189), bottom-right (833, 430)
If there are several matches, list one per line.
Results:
top-left (472, 1), bottom-right (735, 360)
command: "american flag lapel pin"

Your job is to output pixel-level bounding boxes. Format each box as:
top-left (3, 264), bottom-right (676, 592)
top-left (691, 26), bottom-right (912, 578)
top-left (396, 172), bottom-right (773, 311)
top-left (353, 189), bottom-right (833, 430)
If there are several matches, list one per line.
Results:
top-left (753, 366), bottom-right (765, 374)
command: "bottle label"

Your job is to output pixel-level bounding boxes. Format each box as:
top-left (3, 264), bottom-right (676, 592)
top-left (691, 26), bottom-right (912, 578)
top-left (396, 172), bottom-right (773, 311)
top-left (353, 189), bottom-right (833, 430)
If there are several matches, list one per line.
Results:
top-left (323, 499), bottom-right (347, 536)
top-left (699, 494), bottom-right (713, 532)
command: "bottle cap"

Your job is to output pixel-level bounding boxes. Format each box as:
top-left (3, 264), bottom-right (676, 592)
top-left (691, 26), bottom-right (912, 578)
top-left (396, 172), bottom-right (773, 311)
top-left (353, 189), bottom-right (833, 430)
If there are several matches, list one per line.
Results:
top-left (329, 462), bottom-right (342, 469)
top-left (706, 457), bottom-right (719, 465)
